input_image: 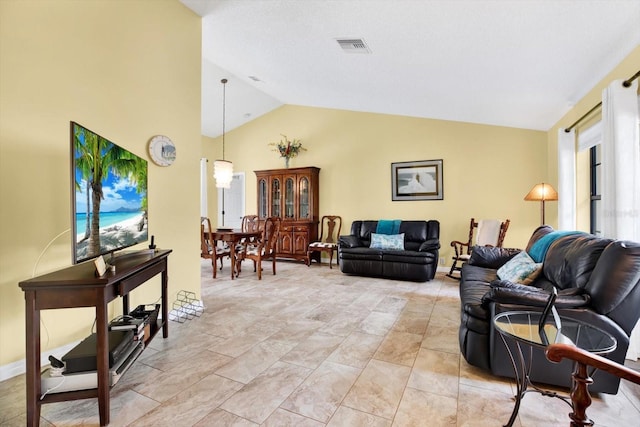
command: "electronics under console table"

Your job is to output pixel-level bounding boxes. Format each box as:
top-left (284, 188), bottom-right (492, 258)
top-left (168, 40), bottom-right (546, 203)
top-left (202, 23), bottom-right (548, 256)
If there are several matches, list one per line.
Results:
top-left (19, 249), bottom-right (172, 427)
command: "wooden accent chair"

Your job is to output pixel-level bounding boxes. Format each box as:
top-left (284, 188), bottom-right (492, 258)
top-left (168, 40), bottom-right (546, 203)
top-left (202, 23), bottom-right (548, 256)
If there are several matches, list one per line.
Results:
top-left (447, 218), bottom-right (510, 279)
top-left (200, 217), bottom-right (230, 278)
top-left (306, 215), bottom-right (342, 269)
top-left (236, 216), bottom-right (281, 280)
top-left (546, 343), bottom-right (640, 427)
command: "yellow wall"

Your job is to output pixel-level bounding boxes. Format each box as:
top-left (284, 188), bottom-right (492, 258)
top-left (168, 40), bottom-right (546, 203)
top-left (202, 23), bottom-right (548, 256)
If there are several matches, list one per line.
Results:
top-left (546, 45), bottom-right (640, 228)
top-left (0, 1), bottom-right (201, 368)
top-left (203, 104), bottom-right (549, 258)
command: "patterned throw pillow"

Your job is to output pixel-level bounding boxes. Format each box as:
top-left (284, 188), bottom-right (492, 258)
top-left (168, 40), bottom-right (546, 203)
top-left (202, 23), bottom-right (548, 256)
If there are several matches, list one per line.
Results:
top-left (497, 250), bottom-right (542, 285)
top-left (370, 233), bottom-right (405, 250)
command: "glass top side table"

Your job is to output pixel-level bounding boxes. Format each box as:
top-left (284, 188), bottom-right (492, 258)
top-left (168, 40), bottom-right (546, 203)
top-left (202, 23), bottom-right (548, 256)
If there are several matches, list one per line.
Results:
top-left (493, 310), bottom-right (616, 427)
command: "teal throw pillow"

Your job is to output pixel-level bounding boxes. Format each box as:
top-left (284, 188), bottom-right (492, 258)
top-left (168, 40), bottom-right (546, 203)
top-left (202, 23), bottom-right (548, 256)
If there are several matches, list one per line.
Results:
top-left (497, 250), bottom-right (542, 285)
top-left (370, 233), bottom-right (405, 250)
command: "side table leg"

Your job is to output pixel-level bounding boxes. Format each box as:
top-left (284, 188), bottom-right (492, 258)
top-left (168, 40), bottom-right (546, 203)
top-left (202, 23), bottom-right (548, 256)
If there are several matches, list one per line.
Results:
top-left (25, 292), bottom-right (41, 427)
top-left (499, 333), bottom-right (527, 427)
top-left (568, 362), bottom-right (594, 427)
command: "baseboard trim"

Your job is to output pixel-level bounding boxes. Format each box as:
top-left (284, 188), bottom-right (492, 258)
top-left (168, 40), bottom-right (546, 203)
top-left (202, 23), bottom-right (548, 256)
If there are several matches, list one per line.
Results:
top-left (0, 340), bottom-right (80, 382)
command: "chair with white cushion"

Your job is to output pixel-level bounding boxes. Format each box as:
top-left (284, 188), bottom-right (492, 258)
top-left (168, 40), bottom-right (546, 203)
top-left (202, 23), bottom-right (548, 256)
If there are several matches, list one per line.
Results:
top-left (447, 218), bottom-right (510, 279)
top-left (306, 215), bottom-right (342, 269)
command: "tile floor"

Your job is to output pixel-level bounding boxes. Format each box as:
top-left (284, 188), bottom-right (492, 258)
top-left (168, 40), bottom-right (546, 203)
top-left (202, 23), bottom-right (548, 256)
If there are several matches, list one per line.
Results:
top-left (1, 260), bottom-right (640, 426)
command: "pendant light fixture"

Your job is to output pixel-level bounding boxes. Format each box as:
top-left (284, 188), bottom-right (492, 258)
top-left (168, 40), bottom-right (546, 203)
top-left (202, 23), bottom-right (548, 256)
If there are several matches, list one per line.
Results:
top-left (214, 78), bottom-right (233, 189)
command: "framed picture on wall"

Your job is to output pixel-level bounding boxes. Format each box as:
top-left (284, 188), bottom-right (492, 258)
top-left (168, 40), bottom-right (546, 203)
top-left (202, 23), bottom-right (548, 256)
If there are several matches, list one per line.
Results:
top-left (391, 159), bottom-right (443, 201)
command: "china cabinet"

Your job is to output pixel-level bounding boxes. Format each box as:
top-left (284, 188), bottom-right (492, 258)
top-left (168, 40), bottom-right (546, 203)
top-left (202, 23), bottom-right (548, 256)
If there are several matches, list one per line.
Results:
top-left (255, 166), bottom-right (319, 261)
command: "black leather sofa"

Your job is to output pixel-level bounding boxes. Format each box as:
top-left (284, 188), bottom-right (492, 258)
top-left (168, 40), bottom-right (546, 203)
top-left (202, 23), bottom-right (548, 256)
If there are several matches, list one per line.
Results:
top-left (459, 225), bottom-right (640, 393)
top-left (338, 220), bottom-right (440, 282)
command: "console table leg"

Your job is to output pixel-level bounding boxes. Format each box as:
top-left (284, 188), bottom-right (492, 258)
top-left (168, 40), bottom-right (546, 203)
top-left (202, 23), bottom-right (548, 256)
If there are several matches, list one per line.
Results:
top-left (25, 292), bottom-right (41, 427)
top-left (569, 362), bottom-right (594, 427)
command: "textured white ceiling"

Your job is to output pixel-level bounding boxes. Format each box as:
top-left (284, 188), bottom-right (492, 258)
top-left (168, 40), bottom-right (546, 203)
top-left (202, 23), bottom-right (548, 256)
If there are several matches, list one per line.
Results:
top-left (181, 0), bottom-right (640, 137)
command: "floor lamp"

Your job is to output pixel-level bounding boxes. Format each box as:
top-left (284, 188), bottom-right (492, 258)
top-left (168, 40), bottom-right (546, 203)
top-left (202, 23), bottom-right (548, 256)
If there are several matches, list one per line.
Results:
top-left (524, 183), bottom-right (558, 225)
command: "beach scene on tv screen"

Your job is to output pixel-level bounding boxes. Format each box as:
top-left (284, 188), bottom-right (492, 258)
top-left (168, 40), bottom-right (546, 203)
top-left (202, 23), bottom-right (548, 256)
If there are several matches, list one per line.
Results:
top-left (73, 123), bottom-right (147, 262)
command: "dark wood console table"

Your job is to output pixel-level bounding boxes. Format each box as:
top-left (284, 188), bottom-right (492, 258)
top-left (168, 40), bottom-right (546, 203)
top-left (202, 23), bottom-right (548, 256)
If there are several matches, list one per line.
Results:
top-left (19, 249), bottom-right (172, 427)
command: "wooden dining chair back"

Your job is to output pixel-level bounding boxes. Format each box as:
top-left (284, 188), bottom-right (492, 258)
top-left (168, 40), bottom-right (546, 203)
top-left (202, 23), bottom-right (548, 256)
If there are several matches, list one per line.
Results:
top-left (306, 215), bottom-right (342, 268)
top-left (241, 215), bottom-right (262, 232)
top-left (238, 216), bottom-right (281, 280)
top-left (200, 217), bottom-right (230, 278)
top-left (446, 218), bottom-right (510, 279)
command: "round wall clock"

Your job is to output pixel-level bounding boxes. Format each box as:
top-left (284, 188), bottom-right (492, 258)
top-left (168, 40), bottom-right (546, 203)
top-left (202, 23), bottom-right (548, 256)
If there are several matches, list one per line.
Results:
top-left (148, 135), bottom-right (176, 166)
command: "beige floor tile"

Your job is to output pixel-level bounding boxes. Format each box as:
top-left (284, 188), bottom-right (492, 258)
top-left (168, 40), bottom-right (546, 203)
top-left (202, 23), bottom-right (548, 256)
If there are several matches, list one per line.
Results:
top-left (262, 408), bottom-right (325, 426)
top-left (374, 330), bottom-right (423, 366)
top-left (281, 360), bottom-right (361, 422)
top-left (215, 338), bottom-right (297, 384)
top-left (358, 311), bottom-right (399, 336)
top-left (422, 322), bottom-right (460, 354)
top-left (408, 348), bottom-right (460, 398)
top-left (193, 408), bottom-right (258, 426)
top-left (326, 406), bottom-right (392, 427)
top-left (342, 359), bottom-right (411, 419)
top-left (220, 361), bottom-right (311, 424)
top-left (393, 387), bottom-right (457, 426)
top-left (281, 332), bottom-right (346, 369)
top-left (456, 383), bottom-right (522, 427)
top-left (392, 309), bottom-right (430, 334)
top-left (327, 331), bottom-right (384, 368)
top-left (128, 374), bottom-right (243, 427)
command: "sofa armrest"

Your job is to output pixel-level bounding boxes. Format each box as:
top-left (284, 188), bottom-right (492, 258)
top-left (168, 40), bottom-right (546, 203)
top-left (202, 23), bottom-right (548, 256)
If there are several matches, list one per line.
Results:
top-left (419, 239), bottom-right (441, 252)
top-left (482, 285), bottom-right (591, 309)
top-left (339, 235), bottom-right (363, 248)
top-left (467, 246), bottom-right (521, 269)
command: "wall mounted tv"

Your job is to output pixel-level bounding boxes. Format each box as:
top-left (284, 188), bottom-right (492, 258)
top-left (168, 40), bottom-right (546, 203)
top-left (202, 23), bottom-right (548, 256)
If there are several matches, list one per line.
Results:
top-left (71, 122), bottom-right (148, 264)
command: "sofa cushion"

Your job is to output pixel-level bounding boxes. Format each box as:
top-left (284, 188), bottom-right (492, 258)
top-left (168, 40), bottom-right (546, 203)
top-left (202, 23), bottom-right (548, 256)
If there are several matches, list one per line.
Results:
top-left (468, 246), bottom-right (521, 269)
top-left (383, 250), bottom-right (435, 265)
top-left (370, 233), bottom-right (404, 250)
top-left (497, 251), bottom-right (542, 285)
top-left (542, 234), bottom-right (612, 290)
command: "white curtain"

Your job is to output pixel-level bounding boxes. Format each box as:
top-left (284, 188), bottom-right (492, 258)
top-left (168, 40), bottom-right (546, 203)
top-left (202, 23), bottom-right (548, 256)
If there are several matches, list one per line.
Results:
top-left (601, 80), bottom-right (640, 360)
top-left (200, 158), bottom-right (208, 218)
top-left (601, 79), bottom-right (640, 241)
top-left (557, 129), bottom-right (576, 230)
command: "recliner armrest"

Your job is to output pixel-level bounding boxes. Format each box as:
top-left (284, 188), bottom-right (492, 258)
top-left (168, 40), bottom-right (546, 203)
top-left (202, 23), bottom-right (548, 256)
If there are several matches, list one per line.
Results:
top-left (482, 286), bottom-right (591, 309)
top-left (468, 246), bottom-right (521, 269)
top-left (339, 235), bottom-right (363, 248)
top-left (419, 239), bottom-right (441, 251)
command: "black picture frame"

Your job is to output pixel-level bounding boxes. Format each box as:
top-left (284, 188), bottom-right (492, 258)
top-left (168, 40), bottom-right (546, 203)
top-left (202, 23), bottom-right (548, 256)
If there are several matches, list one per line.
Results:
top-left (391, 159), bottom-right (443, 201)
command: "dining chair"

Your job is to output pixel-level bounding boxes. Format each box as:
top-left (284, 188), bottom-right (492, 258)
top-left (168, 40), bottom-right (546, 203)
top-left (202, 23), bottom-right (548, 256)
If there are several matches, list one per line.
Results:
top-left (200, 217), bottom-right (230, 278)
top-left (236, 216), bottom-right (281, 280)
top-left (306, 215), bottom-right (342, 268)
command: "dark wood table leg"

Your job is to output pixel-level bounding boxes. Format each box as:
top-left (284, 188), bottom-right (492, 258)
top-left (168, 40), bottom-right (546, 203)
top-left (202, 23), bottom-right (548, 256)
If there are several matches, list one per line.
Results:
top-left (25, 291), bottom-right (41, 427)
top-left (569, 362), bottom-right (594, 427)
top-left (96, 292), bottom-right (110, 426)
top-left (162, 260), bottom-right (169, 338)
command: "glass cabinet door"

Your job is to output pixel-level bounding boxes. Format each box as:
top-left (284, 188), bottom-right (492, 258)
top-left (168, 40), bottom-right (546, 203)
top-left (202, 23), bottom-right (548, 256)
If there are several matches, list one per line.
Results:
top-left (258, 179), bottom-right (267, 218)
top-left (271, 178), bottom-right (281, 217)
top-left (299, 177), bottom-right (309, 219)
top-left (285, 177), bottom-right (295, 218)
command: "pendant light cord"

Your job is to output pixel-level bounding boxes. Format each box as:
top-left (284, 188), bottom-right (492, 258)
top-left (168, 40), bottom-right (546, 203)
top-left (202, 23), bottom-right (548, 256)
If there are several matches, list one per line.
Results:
top-left (221, 78), bottom-right (227, 160)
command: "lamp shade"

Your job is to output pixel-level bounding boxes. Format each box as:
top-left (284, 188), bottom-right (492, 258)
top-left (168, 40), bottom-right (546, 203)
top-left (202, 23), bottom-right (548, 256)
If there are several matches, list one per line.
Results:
top-left (524, 183), bottom-right (558, 201)
top-left (213, 159), bottom-right (233, 189)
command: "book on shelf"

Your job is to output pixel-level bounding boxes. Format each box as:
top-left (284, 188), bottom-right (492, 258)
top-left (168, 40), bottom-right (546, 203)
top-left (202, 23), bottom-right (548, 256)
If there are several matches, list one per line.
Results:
top-left (109, 317), bottom-right (145, 332)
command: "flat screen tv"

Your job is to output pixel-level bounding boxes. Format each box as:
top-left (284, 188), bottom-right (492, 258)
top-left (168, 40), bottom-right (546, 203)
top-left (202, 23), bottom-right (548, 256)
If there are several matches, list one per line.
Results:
top-left (71, 122), bottom-right (148, 264)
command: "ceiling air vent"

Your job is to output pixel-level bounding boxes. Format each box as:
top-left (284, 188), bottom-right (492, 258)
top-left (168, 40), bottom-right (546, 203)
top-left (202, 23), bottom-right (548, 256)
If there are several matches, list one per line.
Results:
top-left (336, 38), bottom-right (371, 54)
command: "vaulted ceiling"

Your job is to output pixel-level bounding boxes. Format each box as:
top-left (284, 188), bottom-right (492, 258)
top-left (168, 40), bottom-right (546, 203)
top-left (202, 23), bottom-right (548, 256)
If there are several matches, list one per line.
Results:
top-left (180, 0), bottom-right (640, 137)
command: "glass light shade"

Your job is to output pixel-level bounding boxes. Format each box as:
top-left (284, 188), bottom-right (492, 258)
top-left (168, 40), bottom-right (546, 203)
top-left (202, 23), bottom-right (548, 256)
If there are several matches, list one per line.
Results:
top-left (213, 159), bottom-right (233, 189)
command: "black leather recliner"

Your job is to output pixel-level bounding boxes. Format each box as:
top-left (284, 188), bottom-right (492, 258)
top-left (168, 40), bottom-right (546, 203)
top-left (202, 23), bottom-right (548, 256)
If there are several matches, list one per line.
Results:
top-left (338, 220), bottom-right (440, 282)
top-left (459, 225), bottom-right (640, 394)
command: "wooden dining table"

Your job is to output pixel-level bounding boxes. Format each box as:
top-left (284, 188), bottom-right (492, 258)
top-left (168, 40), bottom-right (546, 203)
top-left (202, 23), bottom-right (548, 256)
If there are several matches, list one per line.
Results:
top-left (207, 229), bottom-right (262, 279)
